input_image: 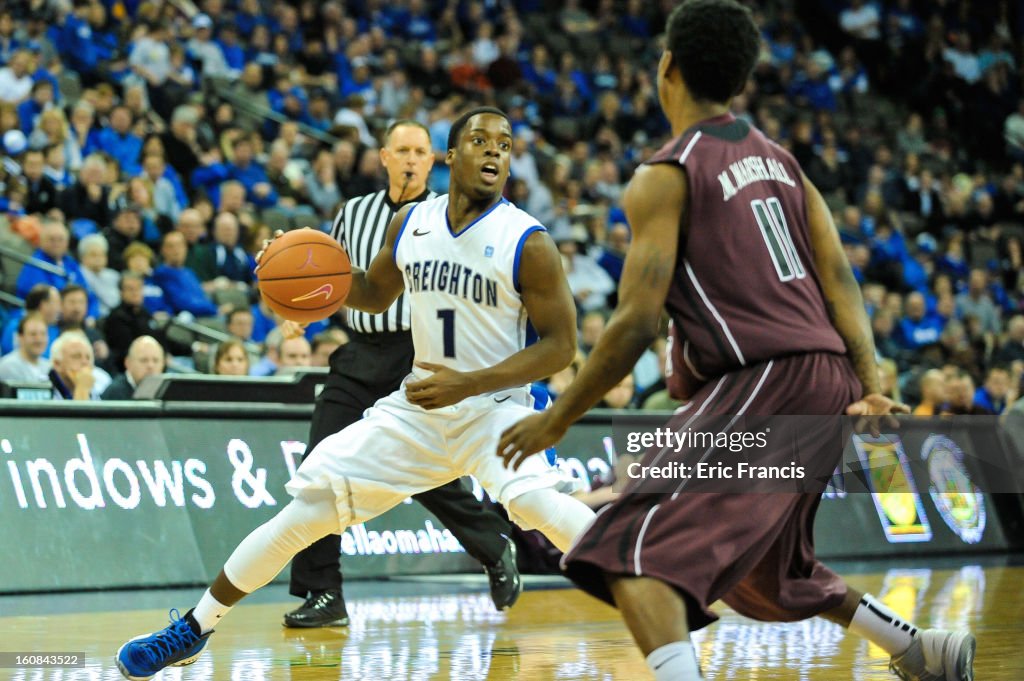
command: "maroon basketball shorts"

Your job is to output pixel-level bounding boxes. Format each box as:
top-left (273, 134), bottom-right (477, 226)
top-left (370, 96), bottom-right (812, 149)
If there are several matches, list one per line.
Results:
top-left (561, 352), bottom-right (861, 630)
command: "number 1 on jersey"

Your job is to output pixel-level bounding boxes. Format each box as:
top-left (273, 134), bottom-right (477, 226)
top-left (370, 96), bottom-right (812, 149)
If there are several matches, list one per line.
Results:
top-left (751, 197), bottom-right (806, 282)
top-left (437, 309), bottom-right (456, 358)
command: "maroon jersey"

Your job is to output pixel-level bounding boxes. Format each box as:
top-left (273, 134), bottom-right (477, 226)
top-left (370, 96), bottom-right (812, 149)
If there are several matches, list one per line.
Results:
top-left (649, 113), bottom-right (846, 380)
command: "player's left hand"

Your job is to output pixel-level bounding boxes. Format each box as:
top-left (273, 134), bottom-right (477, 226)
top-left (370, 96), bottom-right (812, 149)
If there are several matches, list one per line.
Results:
top-left (497, 411), bottom-right (568, 471)
top-left (405, 362), bottom-right (473, 409)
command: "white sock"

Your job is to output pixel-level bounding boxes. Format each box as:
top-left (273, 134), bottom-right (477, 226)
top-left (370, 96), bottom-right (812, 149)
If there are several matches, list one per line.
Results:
top-left (192, 589), bottom-right (232, 634)
top-left (646, 641), bottom-right (702, 681)
top-left (848, 593), bottom-right (918, 656)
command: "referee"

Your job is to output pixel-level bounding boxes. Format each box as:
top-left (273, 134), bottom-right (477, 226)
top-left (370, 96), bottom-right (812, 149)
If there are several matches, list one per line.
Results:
top-left (281, 121), bottom-right (520, 628)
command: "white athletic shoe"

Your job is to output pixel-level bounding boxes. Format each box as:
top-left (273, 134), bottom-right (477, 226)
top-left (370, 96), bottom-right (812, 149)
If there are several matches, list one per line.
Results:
top-left (889, 629), bottom-right (975, 681)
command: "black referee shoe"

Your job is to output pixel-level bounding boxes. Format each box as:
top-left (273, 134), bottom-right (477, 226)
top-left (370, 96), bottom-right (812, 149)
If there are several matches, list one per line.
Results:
top-left (282, 590), bottom-right (350, 628)
top-left (484, 536), bottom-right (522, 611)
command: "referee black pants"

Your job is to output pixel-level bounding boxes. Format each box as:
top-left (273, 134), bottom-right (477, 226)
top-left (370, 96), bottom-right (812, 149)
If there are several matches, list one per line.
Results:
top-left (289, 330), bottom-right (513, 598)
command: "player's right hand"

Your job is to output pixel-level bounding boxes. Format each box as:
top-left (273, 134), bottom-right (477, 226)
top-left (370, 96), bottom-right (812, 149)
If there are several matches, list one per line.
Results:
top-left (255, 228), bottom-right (316, 272)
top-left (280, 320), bottom-right (308, 340)
top-left (498, 411), bottom-right (569, 471)
top-left (846, 393), bottom-right (909, 438)
top-left (254, 229), bottom-right (286, 272)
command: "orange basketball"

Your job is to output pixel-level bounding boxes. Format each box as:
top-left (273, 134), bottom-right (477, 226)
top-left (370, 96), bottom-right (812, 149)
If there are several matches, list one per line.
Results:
top-left (256, 229), bottom-right (352, 324)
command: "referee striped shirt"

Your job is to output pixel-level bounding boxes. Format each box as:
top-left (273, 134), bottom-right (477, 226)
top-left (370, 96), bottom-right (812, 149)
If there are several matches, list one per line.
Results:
top-left (329, 188), bottom-right (434, 334)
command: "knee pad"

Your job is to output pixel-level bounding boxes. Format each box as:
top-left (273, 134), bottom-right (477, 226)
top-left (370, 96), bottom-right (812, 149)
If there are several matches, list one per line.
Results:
top-left (506, 489), bottom-right (595, 553)
top-left (507, 488), bottom-right (560, 532)
top-left (224, 496), bottom-right (340, 593)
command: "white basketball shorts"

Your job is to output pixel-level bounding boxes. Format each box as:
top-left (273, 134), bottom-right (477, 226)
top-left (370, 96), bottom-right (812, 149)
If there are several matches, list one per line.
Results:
top-left (285, 387), bottom-right (579, 532)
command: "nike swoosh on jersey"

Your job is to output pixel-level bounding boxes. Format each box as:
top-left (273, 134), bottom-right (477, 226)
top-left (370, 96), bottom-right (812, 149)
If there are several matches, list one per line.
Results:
top-left (413, 228), bottom-right (431, 236)
top-left (493, 395), bottom-right (511, 403)
top-left (291, 283), bottom-right (334, 302)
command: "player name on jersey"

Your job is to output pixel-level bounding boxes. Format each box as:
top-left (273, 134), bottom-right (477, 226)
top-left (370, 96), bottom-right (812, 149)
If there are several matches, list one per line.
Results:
top-left (403, 259), bottom-right (500, 308)
top-left (718, 154), bottom-right (796, 201)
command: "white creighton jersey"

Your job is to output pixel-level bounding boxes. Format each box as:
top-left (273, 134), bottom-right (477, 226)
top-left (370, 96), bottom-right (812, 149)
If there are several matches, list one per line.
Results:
top-left (394, 195), bottom-right (545, 393)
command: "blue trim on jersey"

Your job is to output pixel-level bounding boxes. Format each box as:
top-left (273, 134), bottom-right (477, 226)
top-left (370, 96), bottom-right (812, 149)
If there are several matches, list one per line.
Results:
top-left (524, 319), bottom-right (538, 347)
top-left (392, 205), bottom-right (418, 262)
top-left (529, 382), bottom-right (550, 409)
top-left (528, 382), bottom-right (557, 464)
top-left (445, 197), bottom-right (509, 238)
top-left (513, 225), bottom-right (546, 293)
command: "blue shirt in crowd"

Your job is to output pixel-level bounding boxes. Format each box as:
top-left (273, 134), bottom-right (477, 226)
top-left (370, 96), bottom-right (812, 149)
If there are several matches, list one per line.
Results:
top-left (17, 99), bottom-right (45, 135)
top-left (973, 387), bottom-right (1005, 414)
top-left (0, 311), bottom-right (58, 357)
top-left (15, 250), bottom-right (99, 319)
top-left (191, 162), bottom-right (278, 208)
top-left (895, 314), bottom-right (946, 350)
top-left (97, 128), bottom-right (143, 176)
top-left (150, 265), bottom-right (218, 317)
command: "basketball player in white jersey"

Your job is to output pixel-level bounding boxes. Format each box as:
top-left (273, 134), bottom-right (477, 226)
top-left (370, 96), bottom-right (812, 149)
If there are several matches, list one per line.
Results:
top-left (115, 107), bottom-right (597, 680)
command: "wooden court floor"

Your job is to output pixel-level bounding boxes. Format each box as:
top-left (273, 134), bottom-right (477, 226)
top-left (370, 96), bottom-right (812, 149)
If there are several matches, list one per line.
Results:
top-left (2, 565), bottom-right (1022, 680)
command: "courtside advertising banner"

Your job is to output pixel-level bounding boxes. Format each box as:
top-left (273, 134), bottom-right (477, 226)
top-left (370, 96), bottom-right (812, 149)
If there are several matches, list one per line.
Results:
top-left (0, 406), bottom-right (1016, 591)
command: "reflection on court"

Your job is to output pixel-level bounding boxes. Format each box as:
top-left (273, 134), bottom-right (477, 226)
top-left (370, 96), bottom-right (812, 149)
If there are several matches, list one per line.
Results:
top-left (2, 565), bottom-right (1021, 680)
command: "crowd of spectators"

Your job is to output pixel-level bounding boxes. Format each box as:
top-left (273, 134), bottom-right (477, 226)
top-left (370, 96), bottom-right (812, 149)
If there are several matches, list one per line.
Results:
top-left (0, 0), bottom-right (1022, 418)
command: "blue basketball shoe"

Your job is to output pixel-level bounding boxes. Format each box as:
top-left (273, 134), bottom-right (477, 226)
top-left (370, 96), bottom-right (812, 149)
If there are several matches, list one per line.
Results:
top-left (116, 608), bottom-right (212, 680)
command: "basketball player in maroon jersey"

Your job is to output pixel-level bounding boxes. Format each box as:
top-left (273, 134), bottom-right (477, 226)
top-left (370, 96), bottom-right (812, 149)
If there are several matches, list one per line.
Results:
top-left (499, 1), bottom-right (975, 680)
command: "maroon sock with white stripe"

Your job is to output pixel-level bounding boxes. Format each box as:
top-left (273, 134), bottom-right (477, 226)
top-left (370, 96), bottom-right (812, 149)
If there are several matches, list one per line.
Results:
top-left (847, 593), bottom-right (918, 656)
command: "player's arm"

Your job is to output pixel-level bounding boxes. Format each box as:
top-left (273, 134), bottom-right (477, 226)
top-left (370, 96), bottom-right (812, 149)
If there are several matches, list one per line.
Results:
top-left (804, 174), bottom-right (907, 419)
top-left (497, 164), bottom-right (684, 467)
top-left (803, 173), bottom-right (878, 394)
top-left (546, 164), bottom-right (682, 423)
top-left (343, 204), bottom-right (410, 314)
top-left (405, 230), bottom-right (577, 409)
top-left (471, 230), bottom-right (578, 390)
